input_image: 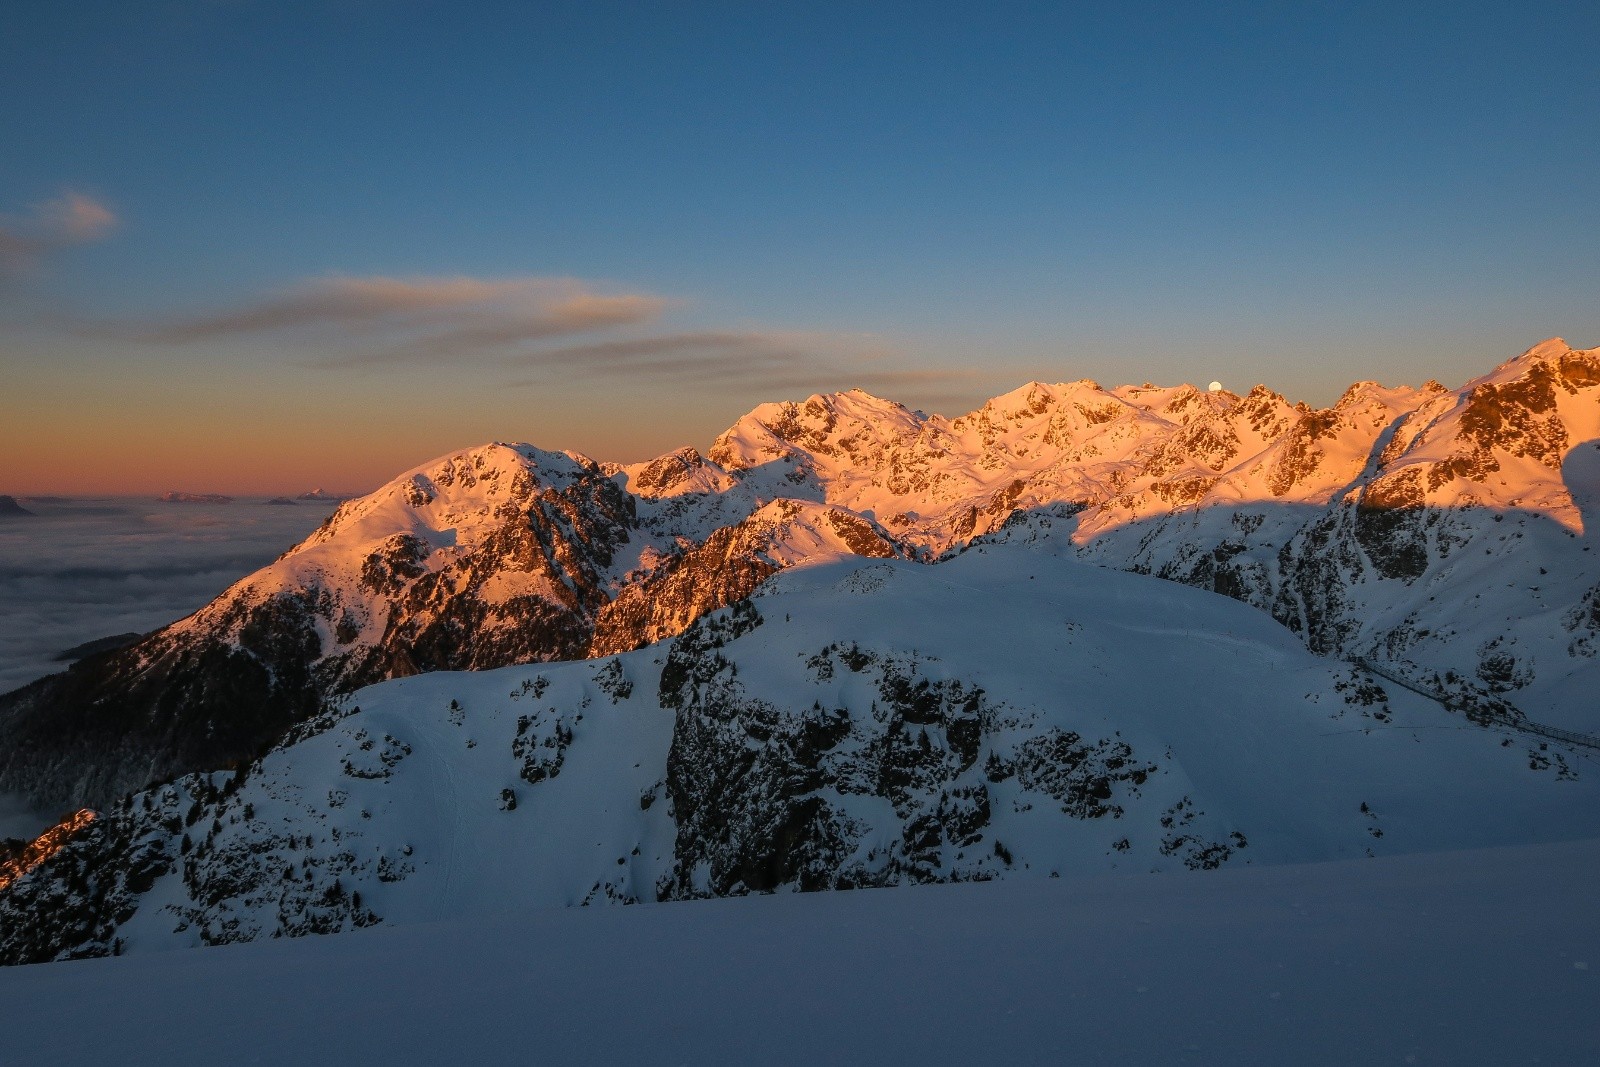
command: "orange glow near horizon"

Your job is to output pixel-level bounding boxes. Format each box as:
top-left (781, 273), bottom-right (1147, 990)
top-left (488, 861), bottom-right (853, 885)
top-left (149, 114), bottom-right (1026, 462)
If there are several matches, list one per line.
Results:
top-left (1, 371), bottom-right (755, 497)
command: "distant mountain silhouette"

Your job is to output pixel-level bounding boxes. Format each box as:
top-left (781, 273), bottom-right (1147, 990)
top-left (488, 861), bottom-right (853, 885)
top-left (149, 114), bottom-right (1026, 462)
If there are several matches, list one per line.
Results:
top-left (52, 633), bottom-right (145, 663)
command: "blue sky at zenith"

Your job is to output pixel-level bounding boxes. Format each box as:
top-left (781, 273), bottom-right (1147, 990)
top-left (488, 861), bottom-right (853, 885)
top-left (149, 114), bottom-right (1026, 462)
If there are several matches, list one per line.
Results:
top-left (2, 0), bottom-right (1598, 491)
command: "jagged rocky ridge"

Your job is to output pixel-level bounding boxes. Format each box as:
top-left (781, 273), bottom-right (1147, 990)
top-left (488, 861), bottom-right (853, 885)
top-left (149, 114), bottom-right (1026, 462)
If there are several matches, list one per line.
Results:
top-left (0, 451), bottom-right (899, 808)
top-left (5, 548), bottom-right (1594, 964)
top-left (3, 338), bottom-right (1599, 814)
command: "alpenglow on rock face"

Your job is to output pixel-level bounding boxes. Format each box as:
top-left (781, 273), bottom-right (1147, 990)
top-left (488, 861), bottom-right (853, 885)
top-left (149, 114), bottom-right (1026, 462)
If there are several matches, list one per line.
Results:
top-left (2, 338), bottom-right (1598, 816)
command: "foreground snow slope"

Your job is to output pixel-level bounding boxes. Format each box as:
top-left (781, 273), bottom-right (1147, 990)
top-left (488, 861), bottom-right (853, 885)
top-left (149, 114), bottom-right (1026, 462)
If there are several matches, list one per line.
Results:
top-left (2, 837), bottom-right (1596, 1066)
top-left (5, 546), bottom-right (1595, 962)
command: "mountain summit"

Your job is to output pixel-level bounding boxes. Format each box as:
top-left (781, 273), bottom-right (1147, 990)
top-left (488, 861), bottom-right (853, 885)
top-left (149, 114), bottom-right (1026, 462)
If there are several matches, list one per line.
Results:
top-left (2, 339), bottom-right (1597, 814)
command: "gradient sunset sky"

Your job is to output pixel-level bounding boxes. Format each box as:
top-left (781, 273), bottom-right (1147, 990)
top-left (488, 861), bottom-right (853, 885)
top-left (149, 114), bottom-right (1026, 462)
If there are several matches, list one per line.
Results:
top-left (3, 0), bottom-right (1598, 494)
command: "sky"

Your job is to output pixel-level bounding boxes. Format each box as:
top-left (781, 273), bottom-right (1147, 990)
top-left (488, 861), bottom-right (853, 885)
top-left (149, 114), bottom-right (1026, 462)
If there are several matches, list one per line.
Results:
top-left (2, 0), bottom-right (1598, 494)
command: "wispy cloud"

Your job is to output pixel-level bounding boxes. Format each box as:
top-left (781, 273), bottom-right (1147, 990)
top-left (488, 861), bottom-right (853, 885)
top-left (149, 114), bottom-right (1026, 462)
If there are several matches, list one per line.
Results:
top-left (134, 275), bottom-right (670, 361)
top-left (510, 331), bottom-right (781, 372)
top-left (111, 270), bottom-right (994, 407)
top-left (503, 328), bottom-right (984, 401)
top-left (0, 192), bottom-right (117, 276)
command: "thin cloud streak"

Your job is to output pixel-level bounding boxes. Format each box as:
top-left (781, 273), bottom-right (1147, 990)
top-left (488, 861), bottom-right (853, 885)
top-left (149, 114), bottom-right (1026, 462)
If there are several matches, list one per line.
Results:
top-left (509, 331), bottom-right (771, 369)
top-left (314, 293), bottom-right (669, 367)
top-left (99, 270), bottom-right (998, 405)
top-left (136, 276), bottom-right (669, 353)
top-left (0, 191), bottom-right (117, 276)
top-left (502, 328), bottom-right (988, 401)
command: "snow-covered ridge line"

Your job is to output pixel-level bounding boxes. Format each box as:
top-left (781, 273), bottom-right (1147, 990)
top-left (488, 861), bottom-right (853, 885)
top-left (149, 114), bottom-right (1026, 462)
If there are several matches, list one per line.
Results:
top-left (1, 338), bottom-right (1598, 815)
top-left (4, 549), bottom-right (1596, 964)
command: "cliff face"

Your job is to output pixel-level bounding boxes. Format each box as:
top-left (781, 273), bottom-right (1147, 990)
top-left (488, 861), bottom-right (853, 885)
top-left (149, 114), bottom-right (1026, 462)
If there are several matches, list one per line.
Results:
top-left (590, 500), bottom-right (900, 657)
top-left (4, 548), bottom-right (1595, 966)
top-left (4, 339), bottom-right (1598, 812)
top-left (1058, 341), bottom-right (1600, 726)
top-left (0, 809), bottom-right (96, 893)
top-left (0, 445), bottom-right (643, 808)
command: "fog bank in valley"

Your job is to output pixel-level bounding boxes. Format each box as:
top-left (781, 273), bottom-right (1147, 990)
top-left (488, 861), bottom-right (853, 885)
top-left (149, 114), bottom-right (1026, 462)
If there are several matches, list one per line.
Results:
top-left (0, 498), bottom-right (338, 696)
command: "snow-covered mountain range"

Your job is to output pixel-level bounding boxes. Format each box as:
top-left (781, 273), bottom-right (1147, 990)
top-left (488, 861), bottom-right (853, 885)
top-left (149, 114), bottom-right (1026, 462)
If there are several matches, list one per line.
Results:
top-left (3, 546), bottom-right (1595, 963)
top-left (5, 337), bottom-right (1597, 810)
top-left (2, 337), bottom-right (1598, 963)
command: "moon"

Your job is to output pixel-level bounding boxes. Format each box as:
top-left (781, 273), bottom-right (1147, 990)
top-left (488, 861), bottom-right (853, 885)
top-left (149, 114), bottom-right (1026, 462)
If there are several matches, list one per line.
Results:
top-left (1208, 381), bottom-right (1223, 392)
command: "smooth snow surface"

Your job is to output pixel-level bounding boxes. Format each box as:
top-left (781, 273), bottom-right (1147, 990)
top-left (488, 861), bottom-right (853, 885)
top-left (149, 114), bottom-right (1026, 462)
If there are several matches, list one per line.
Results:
top-left (1, 838), bottom-right (1595, 1065)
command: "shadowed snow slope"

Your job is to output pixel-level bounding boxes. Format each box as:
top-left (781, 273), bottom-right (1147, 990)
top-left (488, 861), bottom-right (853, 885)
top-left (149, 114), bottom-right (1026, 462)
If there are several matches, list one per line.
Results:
top-left (4, 548), bottom-right (1595, 963)
top-left (1, 837), bottom-right (1595, 1066)
top-left (4, 338), bottom-right (1599, 814)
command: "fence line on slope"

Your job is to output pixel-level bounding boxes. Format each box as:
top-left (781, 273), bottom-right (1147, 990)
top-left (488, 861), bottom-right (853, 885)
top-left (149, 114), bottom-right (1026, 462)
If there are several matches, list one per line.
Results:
top-left (1348, 656), bottom-right (1600, 753)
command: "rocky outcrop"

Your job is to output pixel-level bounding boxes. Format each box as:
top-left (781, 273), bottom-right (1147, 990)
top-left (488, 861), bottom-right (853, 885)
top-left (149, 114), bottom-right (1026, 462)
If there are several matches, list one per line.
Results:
top-left (591, 500), bottom-right (900, 657)
top-left (1, 444), bottom-right (648, 808)
top-left (8, 339), bottom-right (1599, 813)
top-left (0, 809), bottom-right (97, 893)
top-left (660, 629), bottom-right (1163, 897)
top-left (8, 543), bottom-right (1593, 967)
top-left (0, 449), bottom-right (898, 809)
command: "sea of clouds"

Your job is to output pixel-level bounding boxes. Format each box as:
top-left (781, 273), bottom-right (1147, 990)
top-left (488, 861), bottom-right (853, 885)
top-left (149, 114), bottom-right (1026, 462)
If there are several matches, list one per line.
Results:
top-left (0, 496), bottom-right (340, 834)
top-left (0, 497), bottom-right (339, 698)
